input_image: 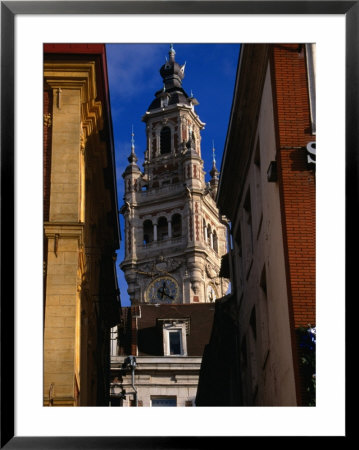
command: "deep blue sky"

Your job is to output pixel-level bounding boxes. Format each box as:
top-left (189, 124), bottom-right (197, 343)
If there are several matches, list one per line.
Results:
top-left (106, 43), bottom-right (240, 306)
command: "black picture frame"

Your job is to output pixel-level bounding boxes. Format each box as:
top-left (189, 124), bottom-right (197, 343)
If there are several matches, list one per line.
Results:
top-left (1, 1), bottom-right (354, 448)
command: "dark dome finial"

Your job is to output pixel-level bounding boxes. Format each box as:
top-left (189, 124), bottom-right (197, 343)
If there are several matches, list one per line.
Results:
top-left (159, 44), bottom-right (185, 90)
top-left (169, 44), bottom-right (176, 62)
top-left (147, 45), bottom-right (197, 111)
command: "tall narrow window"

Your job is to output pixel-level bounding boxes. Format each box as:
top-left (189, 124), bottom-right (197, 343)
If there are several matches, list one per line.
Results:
top-left (169, 331), bottom-right (182, 355)
top-left (157, 216), bottom-right (168, 241)
top-left (160, 126), bottom-right (171, 154)
top-left (143, 220), bottom-right (154, 244)
top-left (213, 231), bottom-right (218, 253)
top-left (172, 214), bottom-right (182, 238)
top-left (207, 225), bottom-right (212, 246)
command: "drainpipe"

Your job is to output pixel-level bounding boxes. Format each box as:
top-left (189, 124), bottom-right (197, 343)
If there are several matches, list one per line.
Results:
top-left (123, 355), bottom-right (138, 406)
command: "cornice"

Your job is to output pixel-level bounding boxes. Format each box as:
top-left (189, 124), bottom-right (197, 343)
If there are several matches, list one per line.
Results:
top-left (218, 44), bottom-right (270, 218)
top-left (44, 60), bottom-right (104, 143)
top-left (44, 221), bottom-right (84, 240)
top-left (44, 61), bottom-right (97, 102)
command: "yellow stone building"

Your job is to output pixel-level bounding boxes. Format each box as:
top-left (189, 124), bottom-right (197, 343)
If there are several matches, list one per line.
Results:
top-left (43, 44), bottom-right (120, 406)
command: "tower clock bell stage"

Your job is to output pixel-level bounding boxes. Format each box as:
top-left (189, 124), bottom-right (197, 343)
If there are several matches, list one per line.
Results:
top-left (120, 45), bottom-right (229, 305)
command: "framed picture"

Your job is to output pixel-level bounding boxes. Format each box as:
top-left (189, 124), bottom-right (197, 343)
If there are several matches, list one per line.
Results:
top-left (2, 1), bottom-right (353, 447)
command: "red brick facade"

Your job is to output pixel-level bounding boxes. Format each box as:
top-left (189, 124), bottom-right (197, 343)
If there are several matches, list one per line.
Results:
top-left (119, 304), bottom-right (215, 357)
top-left (271, 44), bottom-right (316, 329)
top-left (271, 44), bottom-right (316, 405)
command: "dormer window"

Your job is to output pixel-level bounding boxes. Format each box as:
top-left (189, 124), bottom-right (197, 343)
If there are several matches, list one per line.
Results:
top-left (162, 321), bottom-right (188, 356)
top-left (160, 127), bottom-right (171, 154)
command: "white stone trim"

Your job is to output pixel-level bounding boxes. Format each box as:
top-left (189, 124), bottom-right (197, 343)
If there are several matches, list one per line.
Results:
top-left (162, 322), bottom-right (188, 356)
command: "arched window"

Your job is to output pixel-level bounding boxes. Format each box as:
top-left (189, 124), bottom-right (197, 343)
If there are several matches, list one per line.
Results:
top-left (203, 219), bottom-right (207, 241)
top-left (143, 220), bottom-right (154, 245)
top-left (160, 127), bottom-right (171, 154)
top-left (157, 216), bottom-right (168, 241)
top-left (172, 214), bottom-right (182, 238)
top-left (207, 225), bottom-right (212, 246)
top-left (213, 231), bottom-right (218, 253)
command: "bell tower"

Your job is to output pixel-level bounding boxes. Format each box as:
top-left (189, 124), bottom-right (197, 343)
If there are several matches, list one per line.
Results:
top-left (120, 45), bottom-right (229, 305)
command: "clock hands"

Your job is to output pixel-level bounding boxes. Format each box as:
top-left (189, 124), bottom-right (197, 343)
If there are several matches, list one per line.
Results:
top-left (157, 281), bottom-right (166, 299)
top-left (157, 281), bottom-right (174, 300)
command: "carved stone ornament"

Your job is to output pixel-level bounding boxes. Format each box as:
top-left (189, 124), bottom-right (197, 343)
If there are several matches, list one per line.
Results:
top-left (136, 256), bottom-right (184, 277)
top-left (80, 131), bottom-right (86, 152)
top-left (44, 113), bottom-right (52, 127)
top-left (205, 263), bottom-right (218, 279)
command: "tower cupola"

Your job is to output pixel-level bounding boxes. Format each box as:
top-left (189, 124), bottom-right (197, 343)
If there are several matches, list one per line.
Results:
top-left (159, 44), bottom-right (186, 90)
top-left (147, 45), bottom-right (198, 111)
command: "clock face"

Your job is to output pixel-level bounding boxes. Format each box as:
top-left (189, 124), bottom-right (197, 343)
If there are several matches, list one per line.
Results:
top-left (147, 276), bottom-right (179, 304)
top-left (207, 285), bottom-right (216, 303)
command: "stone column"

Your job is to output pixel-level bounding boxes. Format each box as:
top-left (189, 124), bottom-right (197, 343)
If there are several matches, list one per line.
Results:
top-left (168, 220), bottom-right (172, 239)
top-left (153, 222), bottom-right (158, 241)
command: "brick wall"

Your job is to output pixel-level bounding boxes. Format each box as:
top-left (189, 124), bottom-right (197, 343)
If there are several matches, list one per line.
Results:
top-left (272, 44), bottom-right (316, 328)
top-left (119, 304), bottom-right (215, 357)
top-left (271, 44), bottom-right (316, 405)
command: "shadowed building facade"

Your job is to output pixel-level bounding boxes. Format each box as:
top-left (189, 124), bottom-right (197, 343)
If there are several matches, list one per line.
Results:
top-left (197, 44), bottom-right (316, 406)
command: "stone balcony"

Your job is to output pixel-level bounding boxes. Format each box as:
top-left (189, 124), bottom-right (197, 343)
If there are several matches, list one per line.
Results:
top-left (137, 183), bottom-right (184, 202)
top-left (138, 235), bottom-right (187, 257)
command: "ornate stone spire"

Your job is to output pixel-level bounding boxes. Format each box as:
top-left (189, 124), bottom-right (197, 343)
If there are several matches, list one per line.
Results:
top-left (123, 126), bottom-right (140, 176)
top-left (210, 141), bottom-right (219, 180)
top-left (209, 141), bottom-right (220, 199)
top-left (128, 125), bottom-right (138, 164)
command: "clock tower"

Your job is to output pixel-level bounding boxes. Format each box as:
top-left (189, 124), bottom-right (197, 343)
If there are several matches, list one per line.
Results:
top-left (120, 45), bottom-right (229, 305)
